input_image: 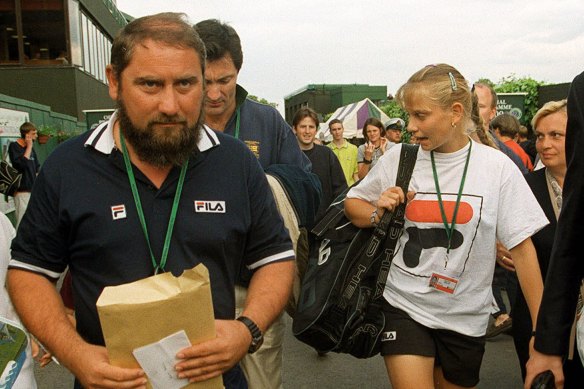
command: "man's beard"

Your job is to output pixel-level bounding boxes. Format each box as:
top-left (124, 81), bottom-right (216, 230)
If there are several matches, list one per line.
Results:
top-left (117, 100), bottom-right (202, 168)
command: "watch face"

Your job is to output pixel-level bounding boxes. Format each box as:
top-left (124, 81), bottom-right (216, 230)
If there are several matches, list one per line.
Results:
top-left (249, 335), bottom-right (264, 353)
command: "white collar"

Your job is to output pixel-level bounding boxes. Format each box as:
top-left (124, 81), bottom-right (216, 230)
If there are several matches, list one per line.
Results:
top-left (84, 110), bottom-right (220, 155)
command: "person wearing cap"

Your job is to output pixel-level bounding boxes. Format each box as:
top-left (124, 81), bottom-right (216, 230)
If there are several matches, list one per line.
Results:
top-left (385, 117), bottom-right (405, 145)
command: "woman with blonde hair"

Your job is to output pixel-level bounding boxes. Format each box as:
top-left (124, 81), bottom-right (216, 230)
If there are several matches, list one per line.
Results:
top-left (512, 99), bottom-right (584, 387)
top-left (345, 64), bottom-right (547, 388)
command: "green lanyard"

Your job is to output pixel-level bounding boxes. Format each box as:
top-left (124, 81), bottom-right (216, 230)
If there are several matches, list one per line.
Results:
top-left (119, 132), bottom-right (188, 274)
top-left (430, 140), bottom-right (472, 268)
top-left (233, 107), bottom-right (241, 139)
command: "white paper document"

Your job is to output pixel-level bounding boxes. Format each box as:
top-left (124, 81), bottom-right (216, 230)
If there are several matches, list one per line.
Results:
top-left (133, 330), bottom-right (192, 389)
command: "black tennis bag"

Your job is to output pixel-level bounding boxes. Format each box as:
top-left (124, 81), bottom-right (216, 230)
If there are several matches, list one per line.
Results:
top-left (292, 144), bottom-right (418, 358)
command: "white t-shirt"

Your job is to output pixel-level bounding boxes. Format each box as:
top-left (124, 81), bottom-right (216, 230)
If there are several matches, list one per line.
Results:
top-left (347, 140), bottom-right (549, 336)
top-left (0, 213), bottom-right (37, 389)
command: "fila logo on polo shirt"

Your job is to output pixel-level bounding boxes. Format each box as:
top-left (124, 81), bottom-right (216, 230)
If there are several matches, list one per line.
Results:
top-left (194, 200), bottom-right (226, 213)
top-left (111, 204), bottom-right (127, 220)
top-left (381, 331), bottom-right (396, 342)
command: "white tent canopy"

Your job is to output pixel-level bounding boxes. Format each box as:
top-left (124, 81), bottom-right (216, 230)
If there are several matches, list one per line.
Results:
top-left (318, 98), bottom-right (390, 141)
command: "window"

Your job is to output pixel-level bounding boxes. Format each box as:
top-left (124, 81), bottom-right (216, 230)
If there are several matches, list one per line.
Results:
top-left (0, 0), bottom-right (68, 65)
top-left (68, 0), bottom-right (81, 66)
top-left (79, 10), bottom-right (111, 83)
top-left (0, 0), bottom-right (19, 62)
top-left (22, 0), bottom-right (67, 63)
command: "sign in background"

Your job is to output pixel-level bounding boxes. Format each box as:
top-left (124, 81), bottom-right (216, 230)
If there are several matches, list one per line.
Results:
top-left (0, 108), bottom-right (30, 137)
top-left (83, 109), bottom-right (115, 131)
top-left (496, 93), bottom-right (527, 120)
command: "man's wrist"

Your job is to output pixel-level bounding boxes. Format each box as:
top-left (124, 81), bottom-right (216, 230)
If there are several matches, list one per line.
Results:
top-left (236, 316), bottom-right (264, 353)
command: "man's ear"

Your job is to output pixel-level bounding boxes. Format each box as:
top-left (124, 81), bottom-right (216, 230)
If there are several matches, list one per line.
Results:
top-left (106, 65), bottom-right (119, 101)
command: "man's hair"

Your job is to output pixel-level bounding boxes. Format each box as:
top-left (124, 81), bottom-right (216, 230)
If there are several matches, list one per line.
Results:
top-left (194, 19), bottom-right (243, 71)
top-left (474, 82), bottom-right (497, 110)
top-left (292, 107), bottom-right (319, 128)
top-left (362, 117), bottom-right (385, 142)
top-left (531, 99), bottom-right (568, 130)
top-left (19, 122), bottom-right (36, 138)
top-left (490, 113), bottom-right (520, 138)
top-left (329, 119), bottom-right (343, 128)
top-left (110, 12), bottom-right (206, 78)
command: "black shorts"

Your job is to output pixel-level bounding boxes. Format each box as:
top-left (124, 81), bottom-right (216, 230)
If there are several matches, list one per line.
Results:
top-left (380, 303), bottom-right (485, 387)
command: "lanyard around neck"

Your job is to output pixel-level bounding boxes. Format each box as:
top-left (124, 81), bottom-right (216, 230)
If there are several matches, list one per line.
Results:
top-left (119, 132), bottom-right (188, 274)
top-left (234, 107), bottom-right (241, 139)
top-left (430, 141), bottom-right (472, 267)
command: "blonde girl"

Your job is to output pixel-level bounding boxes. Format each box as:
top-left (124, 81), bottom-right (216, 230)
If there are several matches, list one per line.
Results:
top-left (345, 64), bottom-right (547, 389)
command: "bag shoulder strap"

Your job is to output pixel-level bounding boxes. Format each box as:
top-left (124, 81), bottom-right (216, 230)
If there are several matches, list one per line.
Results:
top-left (336, 144), bottom-right (419, 310)
top-left (374, 144), bottom-right (419, 235)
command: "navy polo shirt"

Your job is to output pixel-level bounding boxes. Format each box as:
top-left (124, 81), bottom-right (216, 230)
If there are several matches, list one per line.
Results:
top-left (10, 111), bottom-right (294, 346)
top-left (223, 85), bottom-right (311, 172)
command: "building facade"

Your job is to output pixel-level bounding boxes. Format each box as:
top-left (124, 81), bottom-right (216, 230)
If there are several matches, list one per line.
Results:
top-left (0, 0), bottom-right (128, 121)
top-left (284, 83), bottom-right (387, 124)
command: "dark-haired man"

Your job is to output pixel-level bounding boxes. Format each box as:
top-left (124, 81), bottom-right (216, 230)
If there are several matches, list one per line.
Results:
top-left (294, 107), bottom-right (347, 221)
top-left (194, 19), bottom-right (309, 171)
top-left (8, 13), bottom-right (294, 389)
top-left (194, 19), bottom-right (320, 389)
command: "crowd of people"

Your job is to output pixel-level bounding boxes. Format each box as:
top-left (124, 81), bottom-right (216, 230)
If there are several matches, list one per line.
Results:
top-left (1, 11), bottom-right (583, 389)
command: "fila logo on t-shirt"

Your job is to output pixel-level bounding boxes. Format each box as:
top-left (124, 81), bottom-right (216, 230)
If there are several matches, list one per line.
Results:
top-left (194, 200), bottom-right (226, 213)
top-left (381, 331), bottom-right (396, 342)
top-left (111, 204), bottom-right (127, 220)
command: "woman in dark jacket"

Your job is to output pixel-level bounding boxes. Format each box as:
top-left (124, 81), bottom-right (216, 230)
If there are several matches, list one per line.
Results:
top-left (512, 99), bottom-right (584, 387)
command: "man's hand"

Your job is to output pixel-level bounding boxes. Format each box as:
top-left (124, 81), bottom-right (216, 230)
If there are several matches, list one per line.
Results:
top-left (524, 349), bottom-right (564, 389)
top-left (175, 319), bottom-right (250, 383)
top-left (496, 241), bottom-right (515, 271)
top-left (71, 344), bottom-right (146, 389)
top-left (31, 337), bottom-right (54, 367)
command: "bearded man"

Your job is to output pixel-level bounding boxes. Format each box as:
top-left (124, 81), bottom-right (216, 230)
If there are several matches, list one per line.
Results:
top-left (6, 13), bottom-right (294, 389)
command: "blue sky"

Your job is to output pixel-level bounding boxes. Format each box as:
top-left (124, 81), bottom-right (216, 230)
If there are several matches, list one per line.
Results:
top-left (115, 0), bottom-right (584, 110)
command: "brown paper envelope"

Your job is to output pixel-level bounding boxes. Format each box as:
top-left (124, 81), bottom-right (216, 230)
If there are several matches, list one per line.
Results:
top-left (96, 264), bottom-right (223, 389)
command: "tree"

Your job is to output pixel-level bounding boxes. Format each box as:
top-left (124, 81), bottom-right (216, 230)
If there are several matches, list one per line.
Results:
top-left (247, 94), bottom-right (278, 109)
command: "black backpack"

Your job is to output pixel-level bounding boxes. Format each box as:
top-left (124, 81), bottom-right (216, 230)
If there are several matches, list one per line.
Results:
top-left (292, 144), bottom-right (419, 358)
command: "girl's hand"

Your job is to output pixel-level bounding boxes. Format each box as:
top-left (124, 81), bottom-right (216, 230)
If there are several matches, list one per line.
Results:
top-left (377, 187), bottom-right (405, 212)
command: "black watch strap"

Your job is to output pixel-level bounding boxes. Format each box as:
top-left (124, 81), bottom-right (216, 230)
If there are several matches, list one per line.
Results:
top-left (236, 316), bottom-right (264, 354)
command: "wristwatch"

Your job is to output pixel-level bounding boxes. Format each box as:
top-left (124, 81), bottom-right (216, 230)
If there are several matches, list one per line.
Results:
top-left (370, 209), bottom-right (379, 227)
top-left (236, 316), bottom-right (264, 353)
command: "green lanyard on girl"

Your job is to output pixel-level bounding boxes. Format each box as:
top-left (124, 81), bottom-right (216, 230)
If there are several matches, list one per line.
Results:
top-left (430, 140), bottom-right (472, 269)
top-left (119, 131), bottom-right (188, 275)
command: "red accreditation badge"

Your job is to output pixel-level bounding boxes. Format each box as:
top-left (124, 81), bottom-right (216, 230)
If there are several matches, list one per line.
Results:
top-left (429, 272), bottom-right (459, 294)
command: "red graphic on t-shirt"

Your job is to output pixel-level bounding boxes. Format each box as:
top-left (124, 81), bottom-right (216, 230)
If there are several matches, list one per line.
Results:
top-left (406, 199), bottom-right (473, 224)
